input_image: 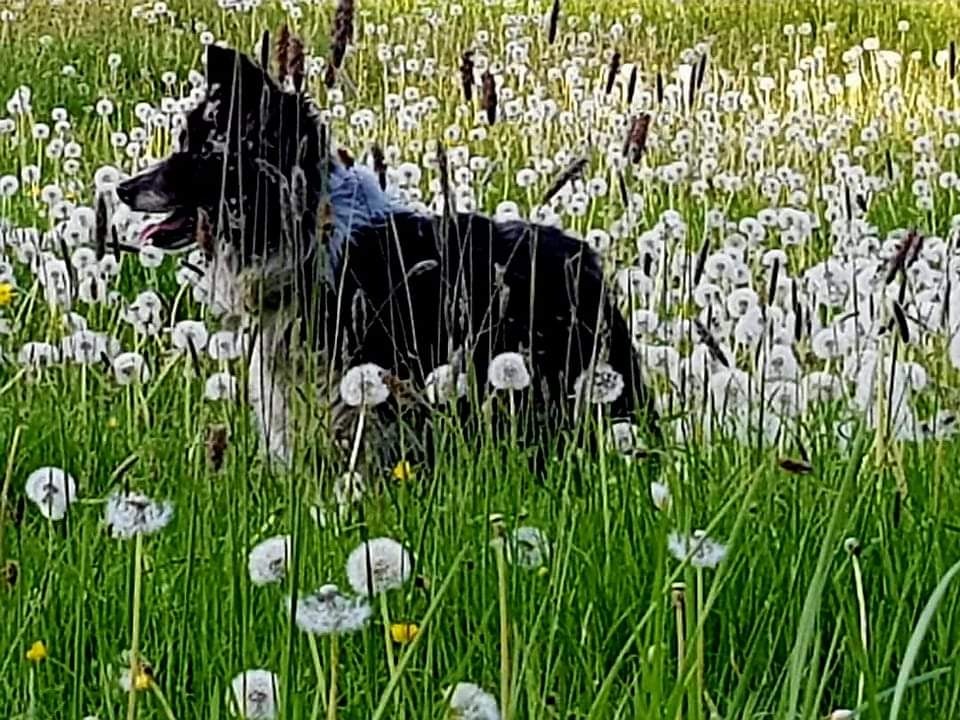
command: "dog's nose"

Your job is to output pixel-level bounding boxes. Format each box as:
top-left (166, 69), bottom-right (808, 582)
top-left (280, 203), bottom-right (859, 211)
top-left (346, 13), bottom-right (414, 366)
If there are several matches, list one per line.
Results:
top-left (115, 180), bottom-right (135, 207)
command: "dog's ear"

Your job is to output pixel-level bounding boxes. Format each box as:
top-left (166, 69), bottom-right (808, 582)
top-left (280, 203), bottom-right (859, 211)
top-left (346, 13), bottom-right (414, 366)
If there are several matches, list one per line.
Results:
top-left (205, 44), bottom-right (278, 105)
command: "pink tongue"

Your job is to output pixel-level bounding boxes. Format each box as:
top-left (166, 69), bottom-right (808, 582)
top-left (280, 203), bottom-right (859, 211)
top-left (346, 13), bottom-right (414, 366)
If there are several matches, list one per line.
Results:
top-left (140, 218), bottom-right (176, 243)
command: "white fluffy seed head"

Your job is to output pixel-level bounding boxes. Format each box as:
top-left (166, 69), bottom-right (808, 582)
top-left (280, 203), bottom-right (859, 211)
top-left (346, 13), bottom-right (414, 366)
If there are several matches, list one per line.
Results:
top-left (424, 363), bottom-right (468, 404)
top-left (574, 362), bottom-right (624, 404)
top-left (609, 421), bottom-right (648, 460)
top-left (229, 669), bottom-right (279, 719)
top-left (288, 584), bottom-right (372, 636)
top-left (488, 351), bottom-right (530, 391)
top-left (104, 491), bottom-right (173, 539)
top-left (650, 481), bottom-right (671, 511)
top-left (667, 530), bottom-right (727, 569)
top-left (247, 536), bottom-right (291, 586)
top-left (25, 466), bottom-right (77, 521)
top-left (339, 362), bottom-right (390, 407)
top-left (503, 526), bottom-right (550, 570)
top-left (171, 319), bottom-right (209, 352)
top-left (345, 537), bottom-right (415, 596)
top-left (112, 351), bottom-right (150, 385)
top-left (447, 682), bottom-right (501, 720)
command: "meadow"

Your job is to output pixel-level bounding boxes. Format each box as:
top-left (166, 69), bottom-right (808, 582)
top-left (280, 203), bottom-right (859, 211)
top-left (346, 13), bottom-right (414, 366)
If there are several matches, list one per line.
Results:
top-left (2, 0), bottom-right (960, 718)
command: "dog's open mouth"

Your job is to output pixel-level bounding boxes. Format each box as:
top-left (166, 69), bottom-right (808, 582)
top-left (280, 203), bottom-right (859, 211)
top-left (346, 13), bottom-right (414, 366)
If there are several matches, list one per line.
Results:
top-left (140, 207), bottom-right (197, 249)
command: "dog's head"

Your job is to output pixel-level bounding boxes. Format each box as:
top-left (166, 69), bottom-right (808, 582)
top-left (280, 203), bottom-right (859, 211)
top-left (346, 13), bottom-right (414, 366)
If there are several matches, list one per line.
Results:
top-left (116, 44), bottom-right (326, 317)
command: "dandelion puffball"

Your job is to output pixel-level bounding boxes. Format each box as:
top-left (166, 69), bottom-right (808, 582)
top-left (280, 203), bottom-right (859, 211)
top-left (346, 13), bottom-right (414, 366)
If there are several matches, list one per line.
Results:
top-left (339, 362), bottom-right (390, 407)
top-left (345, 536), bottom-right (415, 595)
top-left (171, 319), bottom-right (209, 352)
top-left (104, 491), bottom-right (173, 539)
top-left (447, 682), bottom-right (501, 720)
top-left (487, 351), bottom-right (531, 391)
top-left (610, 421), bottom-right (646, 458)
top-left (25, 466), bottom-right (77, 521)
top-left (424, 363), bottom-right (468, 404)
top-left (204, 371), bottom-right (238, 401)
top-left (247, 536), bottom-right (291, 586)
top-left (503, 526), bottom-right (550, 570)
top-left (288, 584), bottom-right (372, 635)
top-left (667, 530), bottom-right (727, 569)
top-left (112, 351), bottom-right (151, 385)
top-left (650, 481), bottom-right (671, 511)
top-left (574, 362), bottom-right (624, 404)
top-left (229, 669), bottom-right (279, 720)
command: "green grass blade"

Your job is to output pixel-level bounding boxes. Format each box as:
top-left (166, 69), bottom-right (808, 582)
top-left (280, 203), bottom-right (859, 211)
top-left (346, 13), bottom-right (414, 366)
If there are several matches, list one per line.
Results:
top-left (888, 560), bottom-right (960, 720)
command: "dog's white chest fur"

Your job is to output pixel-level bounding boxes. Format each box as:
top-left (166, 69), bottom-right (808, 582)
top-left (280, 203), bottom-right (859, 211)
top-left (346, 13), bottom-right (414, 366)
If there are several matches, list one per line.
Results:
top-left (248, 318), bottom-right (292, 465)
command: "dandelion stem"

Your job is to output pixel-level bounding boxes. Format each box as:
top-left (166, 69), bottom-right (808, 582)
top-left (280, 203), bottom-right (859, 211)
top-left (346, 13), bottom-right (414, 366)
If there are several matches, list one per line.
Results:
top-left (308, 633), bottom-right (329, 720)
top-left (596, 404), bottom-right (611, 576)
top-left (0, 424), bottom-right (23, 564)
top-left (493, 526), bottom-right (511, 720)
top-left (347, 405), bottom-right (366, 474)
top-left (27, 664), bottom-right (36, 717)
top-left (327, 634), bottom-right (339, 720)
top-left (852, 553), bottom-right (869, 706)
top-left (696, 567), bottom-right (706, 720)
top-left (379, 591), bottom-right (397, 677)
top-left (671, 582), bottom-right (686, 720)
top-left (126, 531), bottom-right (145, 720)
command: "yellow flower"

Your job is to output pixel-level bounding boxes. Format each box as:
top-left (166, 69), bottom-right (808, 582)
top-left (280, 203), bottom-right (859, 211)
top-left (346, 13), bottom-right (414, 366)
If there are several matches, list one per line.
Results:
top-left (392, 459), bottom-right (414, 482)
top-left (134, 668), bottom-right (152, 691)
top-left (389, 622), bottom-right (419, 644)
top-left (26, 640), bottom-right (47, 663)
top-left (106, 416), bottom-right (119, 430)
top-left (0, 282), bottom-right (14, 307)
top-left (124, 662), bottom-right (153, 691)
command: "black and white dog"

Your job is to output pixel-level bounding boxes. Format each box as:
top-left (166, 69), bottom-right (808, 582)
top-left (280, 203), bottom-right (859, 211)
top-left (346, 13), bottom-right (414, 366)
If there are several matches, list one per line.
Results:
top-left (116, 44), bottom-right (657, 467)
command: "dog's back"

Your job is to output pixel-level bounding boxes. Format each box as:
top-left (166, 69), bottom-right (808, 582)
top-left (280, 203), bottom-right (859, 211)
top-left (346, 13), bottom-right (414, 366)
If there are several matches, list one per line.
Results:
top-left (323, 210), bottom-right (655, 432)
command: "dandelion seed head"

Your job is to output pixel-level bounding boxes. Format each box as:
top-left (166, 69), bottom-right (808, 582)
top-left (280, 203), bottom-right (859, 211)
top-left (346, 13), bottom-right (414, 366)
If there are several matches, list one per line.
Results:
top-left (574, 362), bottom-right (624, 404)
top-left (448, 682), bottom-right (501, 720)
top-left (105, 491), bottom-right (173, 539)
top-left (288, 584), bottom-right (372, 635)
top-left (112, 352), bottom-right (151, 385)
top-left (229, 669), bottom-right (279, 720)
top-left (500, 526), bottom-right (550, 570)
top-left (667, 530), bottom-right (727, 569)
top-left (247, 535), bottom-right (291, 586)
top-left (424, 363), bottom-right (468, 404)
top-left (205, 371), bottom-right (237, 401)
top-left (650, 481), bottom-right (671, 511)
top-left (25, 466), bottom-right (77, 521)
top-left (339, 362), bottom-right (390, 407)
top-left (171, 319), bottom-right (209, 352)
top-left (345, 536), bottom-right (414, 595)
top-left (488, 351), bottom-right (531, 391)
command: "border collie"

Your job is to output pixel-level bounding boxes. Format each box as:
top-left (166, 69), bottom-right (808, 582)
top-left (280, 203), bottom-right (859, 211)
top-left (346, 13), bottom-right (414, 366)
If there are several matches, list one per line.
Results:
top-left (116, 44), bottom-right (657, 468)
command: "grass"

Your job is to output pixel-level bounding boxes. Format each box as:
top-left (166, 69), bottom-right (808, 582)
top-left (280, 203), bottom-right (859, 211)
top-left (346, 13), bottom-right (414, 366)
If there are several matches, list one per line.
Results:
top-left (2, 0), bottom-right (960, 718)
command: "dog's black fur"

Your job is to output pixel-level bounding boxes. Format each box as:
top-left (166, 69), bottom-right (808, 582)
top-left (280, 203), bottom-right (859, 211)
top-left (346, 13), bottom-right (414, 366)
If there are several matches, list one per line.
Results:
top-left (117, 44), bottom-right (658, 466)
